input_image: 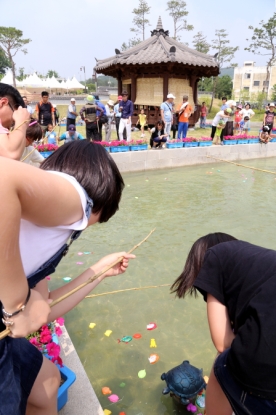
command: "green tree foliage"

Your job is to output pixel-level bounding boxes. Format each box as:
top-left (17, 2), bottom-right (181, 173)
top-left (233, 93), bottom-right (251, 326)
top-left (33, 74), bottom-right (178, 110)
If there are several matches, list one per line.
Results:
top-left (0, 27), bottom-right (31, 87)
top-left (209, 29), bottom-right (238, 111)
top-left (198, 75), bottom-right (232, 99)
top-left (166, 0), bottom-right (193, 40)
top-left (245, 13), bottom-right (276, 94)
top-left (121, 36), bottom-right (141, 51)
top-left (130, 0), bottom-right (151, 41)
top-left (46, 69), bottom-right (59, 78)
top-left (192, 32), bottom-right (210, 54)
top-left (0, 48), bottom-right (11, 75)
top-left (271, 85), bottom-right (276, 102)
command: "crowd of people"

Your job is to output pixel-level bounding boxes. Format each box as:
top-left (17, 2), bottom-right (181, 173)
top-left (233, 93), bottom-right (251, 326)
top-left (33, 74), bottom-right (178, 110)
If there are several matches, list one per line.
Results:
top-left (1, 82), bottom-right (276, 415)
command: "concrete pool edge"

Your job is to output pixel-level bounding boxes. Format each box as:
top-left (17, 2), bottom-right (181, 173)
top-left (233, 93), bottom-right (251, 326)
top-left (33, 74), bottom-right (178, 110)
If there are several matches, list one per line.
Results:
top-left (59, 325), bottom-right (104, 415)
top-left (109, 143), bottom-right (276, 172)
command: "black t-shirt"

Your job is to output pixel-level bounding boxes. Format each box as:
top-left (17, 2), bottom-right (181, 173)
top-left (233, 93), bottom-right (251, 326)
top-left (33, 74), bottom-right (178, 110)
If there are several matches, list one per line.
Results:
top-left (194, 240), bottom-right (276, 399)
top-left (38, 102), bottom-right (53, 125)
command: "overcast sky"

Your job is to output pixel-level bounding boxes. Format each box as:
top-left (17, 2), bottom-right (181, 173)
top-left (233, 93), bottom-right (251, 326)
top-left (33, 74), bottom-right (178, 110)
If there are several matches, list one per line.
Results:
top-left (1, 0), bottom-right (275, 80)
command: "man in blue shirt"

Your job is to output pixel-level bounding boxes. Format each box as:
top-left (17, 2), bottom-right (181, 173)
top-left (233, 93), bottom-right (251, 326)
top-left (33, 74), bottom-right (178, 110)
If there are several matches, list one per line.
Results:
top-left (221, 97), bottom-right (228, 110)
top-left (114, 95), bottom-right (126, 140)
top-left (94, 95), bottom-right (107, 140)
top-left (160, 93), bottom-right (175, 138)
top-left (66, 98), bottom-right (78, 131)
top-left (119, 91), bottom-right (133, 141)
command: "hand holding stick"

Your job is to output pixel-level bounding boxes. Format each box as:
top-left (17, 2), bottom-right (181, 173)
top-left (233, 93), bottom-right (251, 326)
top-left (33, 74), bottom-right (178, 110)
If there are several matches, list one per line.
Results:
top-left (0, 229), bottom-right (155, 340)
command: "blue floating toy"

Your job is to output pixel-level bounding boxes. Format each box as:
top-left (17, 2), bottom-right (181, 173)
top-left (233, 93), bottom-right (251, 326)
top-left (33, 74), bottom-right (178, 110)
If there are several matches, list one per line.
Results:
top-left (161, 360), bottom-right (206, 406)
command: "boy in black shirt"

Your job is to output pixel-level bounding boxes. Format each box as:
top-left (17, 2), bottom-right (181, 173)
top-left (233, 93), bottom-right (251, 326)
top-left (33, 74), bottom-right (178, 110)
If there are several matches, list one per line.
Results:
top-left (35, 91), bottom-right (55, 135)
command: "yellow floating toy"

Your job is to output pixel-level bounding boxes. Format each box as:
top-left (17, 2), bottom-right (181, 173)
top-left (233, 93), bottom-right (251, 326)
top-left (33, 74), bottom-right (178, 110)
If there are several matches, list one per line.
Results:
top-left (89, 323), bottom-right (96, 329)
top-left (150, 338), bottom-right (157, 348)
top-left (104, 330), bottom-right (113, 337)
top-left (103, 410), bottom-right (112, 415)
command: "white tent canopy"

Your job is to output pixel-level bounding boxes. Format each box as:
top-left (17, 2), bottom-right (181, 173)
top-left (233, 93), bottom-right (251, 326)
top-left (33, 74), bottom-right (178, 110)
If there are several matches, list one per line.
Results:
top-left (69, 76), bottom-right (85, 90)
top-left (0, 70), bottom-right (23, 87)
top-left (48, 75), bottom-right (61, 89)
top-left (23, 73), bottom-right (44, 88)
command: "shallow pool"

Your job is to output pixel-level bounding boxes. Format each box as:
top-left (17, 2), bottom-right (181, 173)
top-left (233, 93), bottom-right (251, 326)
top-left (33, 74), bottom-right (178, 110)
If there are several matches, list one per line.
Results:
top-left (50, 158), bottom-right (276, 414)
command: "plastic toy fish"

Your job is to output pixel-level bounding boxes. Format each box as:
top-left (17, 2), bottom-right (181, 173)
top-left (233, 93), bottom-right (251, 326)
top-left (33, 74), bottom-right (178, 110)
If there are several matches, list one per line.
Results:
top-left (119, 382), bottom-right (126, 388)
top-left (108, 394), bottom-right (120, 403)
top-left (133, 333), bottom-right (142, 339)
top-left (147, 323), bottom-right (157, 330)
top-left (89, 323), bottom-right (96, 329)
top-left (148, 354), bottom-right (160, 364)
top-left (103, 410), bottom-right (112, 415)
top-left (102, 387), bottom-right (112, 395)
top-left (150, 338), bottom-right (157, 348)
top-left (138, 369), bottom-right (146, 378)
top-left (118, 336), bottom-right (132, 343)
top-left (104, 330), bottom-right (112, 337)
top-left (187, 403), bottom-right (197, 413)
top-left (119, 412), bottom-right (126, 415)
top-left (63, 277), bottom-right (71, 281)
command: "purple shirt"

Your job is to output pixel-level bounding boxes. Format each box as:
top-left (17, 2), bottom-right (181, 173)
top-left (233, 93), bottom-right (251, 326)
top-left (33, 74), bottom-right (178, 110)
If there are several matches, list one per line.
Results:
top-left (120, 99), bottom-right (133, 119)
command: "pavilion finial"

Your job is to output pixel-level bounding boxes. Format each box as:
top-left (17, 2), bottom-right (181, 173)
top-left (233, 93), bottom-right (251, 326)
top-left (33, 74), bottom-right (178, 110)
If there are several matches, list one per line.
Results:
top-left (156, 16), bottom-right (163, 31)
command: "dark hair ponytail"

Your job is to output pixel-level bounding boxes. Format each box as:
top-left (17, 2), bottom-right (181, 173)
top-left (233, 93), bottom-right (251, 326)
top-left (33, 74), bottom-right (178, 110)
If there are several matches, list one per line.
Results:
top-left (26, 119), bottom-right (43, 141)
top-left (171, 233), bottom-right (237, 298)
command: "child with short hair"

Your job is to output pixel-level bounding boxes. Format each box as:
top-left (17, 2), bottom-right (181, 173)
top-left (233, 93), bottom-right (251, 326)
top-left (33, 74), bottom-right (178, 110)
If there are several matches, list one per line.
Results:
top-left (21, 119), bottom-right (44, 167)
top-left (200, 102), bottom-right (208, 128)
top-left (259, 125), bottom-right (271, 144)
top-left (234, 105), bottom-right (243, 134)
top-left (240, 116), bottom-right (250, 135)
top-left (45, 123), bottom-right (57, 145)
top-left (137, 109), bottom-right (147, 137)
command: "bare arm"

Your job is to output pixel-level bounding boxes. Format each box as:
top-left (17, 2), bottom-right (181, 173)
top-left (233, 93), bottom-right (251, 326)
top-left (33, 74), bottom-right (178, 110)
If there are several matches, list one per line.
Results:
top-left (0, 107), bottom-right (30, 160)
top-left (207, 293), bottom-right (235, 353)
top-left (160, 109), bottom-right (165, 123)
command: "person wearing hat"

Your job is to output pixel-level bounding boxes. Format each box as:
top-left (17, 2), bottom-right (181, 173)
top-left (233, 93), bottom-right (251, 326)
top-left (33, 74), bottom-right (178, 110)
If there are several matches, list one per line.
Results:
top-left (58, 124), bottom-right (84, 143)
top-left (66, 98), bottom-right (78, 131)
top-left (105, 99), bottom-right (114, 142)
top-left (79, 95), bottom-right (104, 141)
top-left (263, 103), bottom-right (276, 134)
top-left (161, 93), bottom-right (175, 138)
top-left (176, 95), bottom-right (193, 139)
top-left (211, 108), bottom-right (232, 144)
top-left (119, 91), bottom-right (133, 141)
top-left (222, 100), bottom-right (236, 137)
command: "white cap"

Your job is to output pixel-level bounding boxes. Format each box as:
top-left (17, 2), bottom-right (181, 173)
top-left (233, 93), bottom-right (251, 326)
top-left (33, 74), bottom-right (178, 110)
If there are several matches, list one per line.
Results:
top-left (70, 97), bottom-right (76, 102)
top-left (269, 102), bottom-right (275, 107)
top-left (53, 104), bottom-right (57, 108)
top-left (226, 100), bottom-right (236, 107)
top-left (167, 93), bottom-right (175, 99)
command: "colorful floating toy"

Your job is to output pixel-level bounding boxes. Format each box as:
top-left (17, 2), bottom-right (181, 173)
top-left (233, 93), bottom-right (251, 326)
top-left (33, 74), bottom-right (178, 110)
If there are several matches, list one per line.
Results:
top-left (138, 369), bottom-right (146, 379)
top-left (118, 336), bottom-right (132, 343)
top-left (187, 403), bottom-right (197, 413)
top-left (83, 251), bottom-right (91, 254)
top-left (102, 387), bottom-right (112, 395)
top-left (76, 262), bottom-right (84, 265)
top-left (103, 410), bottom-right (112, 415)
top-left (148, 354), bottom-right (160, 364)
top-left (104, 330), bottom-right (113, 337)
top-left (147, 323), bottom-right (157, 330)
top-left (119, 413), bottom-right (126, 415)
top-left (133, 333), bottom-right (142, 339)
top-left (78, 252), bottom-right (83, 256)
top-left (63, 277), bottom-right (71, 281)
top-left (108, 394), bottom-right (120, 403)
top-left (119, 382), bottom-right (126, 388)
top-left (150, 338), bottom-right (157, 348)
top-left (89, 323), bottom-right (96, 329)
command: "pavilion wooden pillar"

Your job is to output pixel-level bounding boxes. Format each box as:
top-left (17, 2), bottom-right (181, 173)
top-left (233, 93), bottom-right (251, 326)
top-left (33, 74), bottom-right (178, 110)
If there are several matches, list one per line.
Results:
top-left (131, 74), bottom-right (137, 103)
top-left (163, 73), bottom-right (168, 102)
top-left (117, 70), bottom-right (122, 95)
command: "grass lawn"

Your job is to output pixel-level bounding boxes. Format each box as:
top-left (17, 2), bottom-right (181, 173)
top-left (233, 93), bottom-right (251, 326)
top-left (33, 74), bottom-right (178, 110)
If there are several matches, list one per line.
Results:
top-left (54, 103), bottom-right (261, 145)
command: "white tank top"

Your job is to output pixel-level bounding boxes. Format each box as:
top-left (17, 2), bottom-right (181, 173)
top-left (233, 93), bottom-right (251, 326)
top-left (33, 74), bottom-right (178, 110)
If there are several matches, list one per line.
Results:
top-left (19, 171), bottom-right (89, 277)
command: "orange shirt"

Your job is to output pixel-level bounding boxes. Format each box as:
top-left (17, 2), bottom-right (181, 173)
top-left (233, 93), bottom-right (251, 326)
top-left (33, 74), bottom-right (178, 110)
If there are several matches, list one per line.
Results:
top-left (177, 103), bottom-right (192, 123)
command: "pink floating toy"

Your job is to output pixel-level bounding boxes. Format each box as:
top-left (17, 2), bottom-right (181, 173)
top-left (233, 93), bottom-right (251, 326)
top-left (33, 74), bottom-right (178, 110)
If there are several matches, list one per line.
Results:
top-left (108, 394), bottom-right (120, 403)
top-left (187, 403), bottom-right (197, 413)
top-left (147, 323), bottom-right (157, 330)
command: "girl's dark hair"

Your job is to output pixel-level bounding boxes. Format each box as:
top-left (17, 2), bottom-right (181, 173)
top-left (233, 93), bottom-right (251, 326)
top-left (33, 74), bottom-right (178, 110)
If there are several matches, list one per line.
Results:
top-left (171, 232), bottom-right (237, 298)
top-left (245, 103), bottom-right (251, 108)
top-left (40, 141), bottom-right (124, 223)
top-left (26, 119), bottom-right (43, 141)
top-left (156, 120), bottom-right (165, 128)
top-left (0, 83), bottom-right (25, 107)
top-left (47, 123), bottom-right (53, 129)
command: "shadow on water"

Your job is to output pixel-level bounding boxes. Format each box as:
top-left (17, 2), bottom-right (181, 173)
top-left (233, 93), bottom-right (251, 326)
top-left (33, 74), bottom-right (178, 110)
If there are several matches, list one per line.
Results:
top-left (50, 159), bottom-right (276, 414)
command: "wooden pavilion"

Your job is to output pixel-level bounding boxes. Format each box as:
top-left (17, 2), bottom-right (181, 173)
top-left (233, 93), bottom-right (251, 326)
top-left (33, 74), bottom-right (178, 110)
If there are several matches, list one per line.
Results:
top-left (94, 17), bottom-right (219, 126)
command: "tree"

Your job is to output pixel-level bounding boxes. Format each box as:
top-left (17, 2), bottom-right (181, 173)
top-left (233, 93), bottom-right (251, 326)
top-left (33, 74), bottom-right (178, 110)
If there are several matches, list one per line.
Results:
top-left (121, 37), bottom-right (141, 51)
top-left (0, 48), bottom-right (11, 75)
top-left (209, 29), bottom-right (238, 111)
top-left (245, 13), bottom-right (276, 95)
top-left (271, 85), bottom-right (276, 102)
top-left (192, 32), bottom-right (210, 54)
top-left (130, 0), bottom-right (151, 41)
top-left (166, 0), bottom-right (193, 41)
top-left (0, 27), bottom-right (31, 87)
top-left (216, 75), bottom-right (233, 99)
top-left (46, 69), bottom-right (59, 78)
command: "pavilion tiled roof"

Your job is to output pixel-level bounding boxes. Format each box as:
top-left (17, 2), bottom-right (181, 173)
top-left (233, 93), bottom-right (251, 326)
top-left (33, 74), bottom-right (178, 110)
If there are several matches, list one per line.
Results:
top-left (95, 17), bottom-right (218, 73)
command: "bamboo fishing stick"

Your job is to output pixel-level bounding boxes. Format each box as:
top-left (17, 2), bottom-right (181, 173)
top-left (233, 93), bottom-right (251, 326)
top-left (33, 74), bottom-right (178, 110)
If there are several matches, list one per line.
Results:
top-left (85, 283), bottom-right (171, 299)
top-left (0, 229), bottom-right (155, 340)
top-left (206, 155), bottom-right (276, 175)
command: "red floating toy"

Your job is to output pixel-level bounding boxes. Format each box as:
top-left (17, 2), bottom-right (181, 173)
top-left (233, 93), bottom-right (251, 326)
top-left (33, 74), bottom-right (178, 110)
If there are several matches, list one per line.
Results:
top-left (147, 323), bottom-right (157, 330)
top-left (133, 333), bottom-right (142, 339)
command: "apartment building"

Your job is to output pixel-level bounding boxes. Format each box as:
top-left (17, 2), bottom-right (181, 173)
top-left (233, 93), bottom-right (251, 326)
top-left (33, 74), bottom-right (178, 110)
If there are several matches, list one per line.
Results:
top-left (233, 61), bottom-right (276, 100)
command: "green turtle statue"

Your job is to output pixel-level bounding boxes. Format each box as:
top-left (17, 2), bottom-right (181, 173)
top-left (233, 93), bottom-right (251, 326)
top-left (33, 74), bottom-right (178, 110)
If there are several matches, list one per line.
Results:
top-left (161, 360), bottom-right (206, 406)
